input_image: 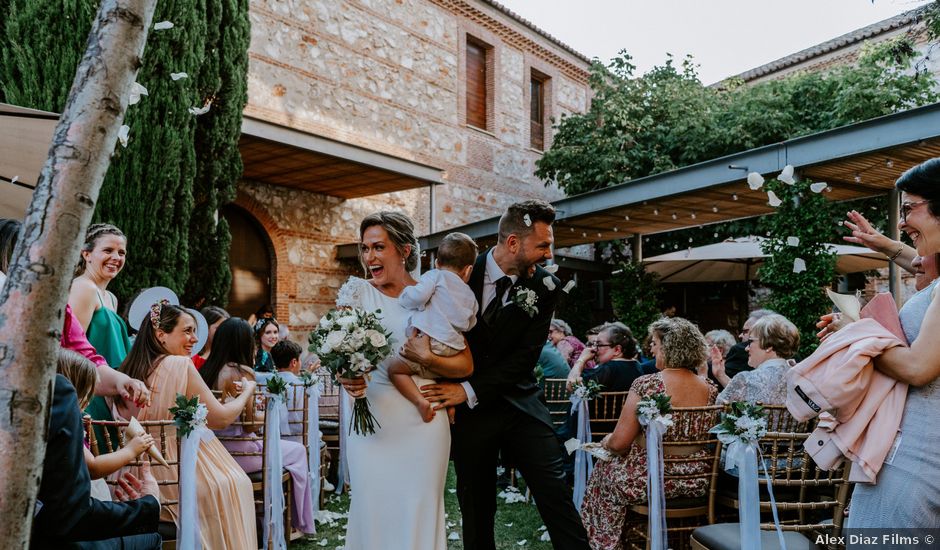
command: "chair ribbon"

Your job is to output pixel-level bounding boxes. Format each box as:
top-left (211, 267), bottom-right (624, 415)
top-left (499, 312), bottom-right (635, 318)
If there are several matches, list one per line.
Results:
top-left (263, 395), bottom-right (287, 550)
top-left (569, 395), bottom-right (594, 511)
top-left (178, 426), bottom-right (214, 550)
top-left (643, 419), bottom-right (669, 550)
top-left (337, 386), bottom-right (352, 494)
top-left (725, 441), bottom-right (787, 550)
top-left (306, 382), bottom-right (322, 521)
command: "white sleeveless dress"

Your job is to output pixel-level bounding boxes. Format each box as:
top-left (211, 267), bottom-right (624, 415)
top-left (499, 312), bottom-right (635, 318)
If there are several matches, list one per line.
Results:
top-left (338, 277), bottom-right (449, 550)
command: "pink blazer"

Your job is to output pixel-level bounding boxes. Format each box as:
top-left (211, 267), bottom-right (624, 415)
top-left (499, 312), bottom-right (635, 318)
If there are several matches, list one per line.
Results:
top-left (786, 318), bottom-right (906, 483)
top-left (61, 304), bottom-right (108, 367)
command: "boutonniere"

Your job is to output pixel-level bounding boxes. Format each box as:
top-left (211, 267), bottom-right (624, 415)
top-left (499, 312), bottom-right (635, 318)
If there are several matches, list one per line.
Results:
top-left (512, 287), bottom-right (539, 317)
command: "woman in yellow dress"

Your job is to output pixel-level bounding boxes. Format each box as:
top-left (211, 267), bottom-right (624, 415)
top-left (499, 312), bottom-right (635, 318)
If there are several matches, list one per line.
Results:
top-left (113, 302), bottom-right (258, 549)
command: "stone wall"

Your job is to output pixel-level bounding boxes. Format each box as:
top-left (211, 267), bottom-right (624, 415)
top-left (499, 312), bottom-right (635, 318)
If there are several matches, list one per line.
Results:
top-left (237, 0), bottom-right (592, 336)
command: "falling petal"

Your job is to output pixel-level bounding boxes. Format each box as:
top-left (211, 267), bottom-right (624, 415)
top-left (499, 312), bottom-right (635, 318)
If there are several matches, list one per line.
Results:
top-left (188, 100), bottom-right (212, 116)
top-left (793, 258), bottom-right (807, 273)
top-left (538, 526), bottom-right (547, 531)
top-left (778, 164), bottom-right (796, 185)
top-left (517, 541), bottom-right (527, 546)
top-left (523, 213), bottom-right (532, 227)
top-left (448, 488), bottom-right (456, 493)
top-left (747, 172), bottom-right (764, 190)
top-left (505, 523), bottom-right (513, 527)
top-left (786, 236), bottom-right (800, 247)
top-left (448, 532), bottom-right (460, 541)
top-left (767, 190), bottom-right (782, 207)
top-left (153, 21), bottom-right (174, 30)
top-left (170, 72), bottom-right (188, 81)
top-left (542, 276), bottom-right (556, 291)
top-left (318, 539), bottom-right (328, 547)
top-left (128, 82), bottom-right (148, 105)
top-left (540, 531), bottom-right (551, 542)
top-left (543, 263), bottom-right (559, 274)
top-left (562, 280), bottom-right (576, 293)
top-left (11, 175), bottom-right (18, 184)
top-left (810, 182), bottom-right (828, 193)
top-left (117, 125), bottom-right (130, 148)
top-left (564, 438), bottom-right (581, 454)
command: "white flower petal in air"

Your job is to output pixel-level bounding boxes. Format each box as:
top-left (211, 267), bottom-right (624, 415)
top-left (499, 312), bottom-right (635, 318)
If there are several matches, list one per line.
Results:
top-left (810, 182), bottom-right (828, 193)
top-left (540, 531), bottom-right (551, 542)
top-left (448, 532), bottom-right (460, 541)
top-left (563, 280), bottom-right (576, 293)
top-left (188, 101), bottom-right (212, 116)
top-left (543, 263), bottom-right (559, 274)
top-left (564, 438), bottom-right (581, 455)
top-left (793, 258), bottom-right (807, 273)
top-left (767, 190), bottom-right (782, 207)
top-left (747, 172), bottom-right (765, 190)
top-left (517, 540), bottom-right (527, 546)
top-left (128, 82), bottom-right (148, 105)
top-left (170, 72), bottom-right (188, 81)
top-left (117, 125), bottom-right (130, 147)
top-left (778, 164), bottom-right (796, 185)
top-left (523, 213), bottom-right (532, 227)
top-left (542, 276), bottom-right (556, 291)
top-left (786, 236), bottom-right (800, 247)
top-left (538, 526), bottom-right (547, 532)
top-left (153, 21), bottom-right (174, 30)
top-left (317, 539), bottom-right (328, 547)
top-left (11, 175), bottom-right (18, 184)
top-left (505, 523), bottom-right (513, 527)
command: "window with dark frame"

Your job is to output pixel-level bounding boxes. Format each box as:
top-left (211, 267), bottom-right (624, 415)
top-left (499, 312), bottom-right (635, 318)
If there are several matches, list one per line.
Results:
top-left (530, 74), bottom-right (545, 150)
top-left (466, 37), bottom-right (488, 129)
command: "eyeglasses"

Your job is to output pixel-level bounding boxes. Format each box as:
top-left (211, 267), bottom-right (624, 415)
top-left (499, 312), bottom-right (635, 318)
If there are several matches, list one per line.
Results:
top-left (900, 200), bottom-right (930, 223)
top-left (588, 342), bottom-right (613, 349)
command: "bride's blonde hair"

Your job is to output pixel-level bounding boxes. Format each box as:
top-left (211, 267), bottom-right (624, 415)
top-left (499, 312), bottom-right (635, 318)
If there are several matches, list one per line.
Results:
top-left (359, 211), bottom-right (420, 272)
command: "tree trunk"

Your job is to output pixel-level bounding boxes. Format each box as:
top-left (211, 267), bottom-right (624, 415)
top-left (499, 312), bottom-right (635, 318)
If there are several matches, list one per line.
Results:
top-left (0, 0), bottom-right (157, 546)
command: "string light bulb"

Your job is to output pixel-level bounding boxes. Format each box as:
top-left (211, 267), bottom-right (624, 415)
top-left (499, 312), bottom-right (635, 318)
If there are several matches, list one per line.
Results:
top-left (732, 193), bottom-right (738, 201)
top-left (624, 215), bottom-right (630, 221)
top-left (690, 212), bottom-right (697, 219)
top-left (653, 208), bottom-right (660, 216)
top-left (886, 159), bottom-right (894, 168)
top-left (671, 212), bottom-right (678, 220)
top-left (712, 205), bottom-right (719, 213)
top-left (854, 173), bottom-right (861, 183)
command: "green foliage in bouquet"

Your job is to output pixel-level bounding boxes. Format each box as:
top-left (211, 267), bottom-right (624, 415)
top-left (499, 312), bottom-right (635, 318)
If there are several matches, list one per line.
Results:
top-left (169, 394), bottom-right (207, 438)
top-left (571, 379), bottom-right (603, 401)
top-left (265, 373), bottom-right (288, 399)
top-left (710, 401), bottom-right (768, 443)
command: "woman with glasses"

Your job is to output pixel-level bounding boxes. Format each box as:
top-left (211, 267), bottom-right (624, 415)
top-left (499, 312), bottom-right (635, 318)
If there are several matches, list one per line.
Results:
top-left (565, 323), bottom-right (648, 392)
top-left (820, 158), bottom-right (940, 529)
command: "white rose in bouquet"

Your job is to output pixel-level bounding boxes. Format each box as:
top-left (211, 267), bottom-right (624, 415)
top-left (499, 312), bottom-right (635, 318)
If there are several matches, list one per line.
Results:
top-left (365, 329), bottom-right (387, 348)
top-left (336, 315), bottom-right (357, 329)
top-left (325, 330), bottom-right (347, 352)
top-left (349, 328), bottom-right (367, 350)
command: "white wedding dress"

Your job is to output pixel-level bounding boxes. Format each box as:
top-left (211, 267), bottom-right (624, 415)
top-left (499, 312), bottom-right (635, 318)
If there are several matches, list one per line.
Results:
top-left (337, 277), bottom-right (449, 550)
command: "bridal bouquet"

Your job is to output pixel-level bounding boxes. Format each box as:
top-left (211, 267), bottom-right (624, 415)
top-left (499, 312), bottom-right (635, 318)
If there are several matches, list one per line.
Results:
top-left (308, 307), bottom-right (394, 435)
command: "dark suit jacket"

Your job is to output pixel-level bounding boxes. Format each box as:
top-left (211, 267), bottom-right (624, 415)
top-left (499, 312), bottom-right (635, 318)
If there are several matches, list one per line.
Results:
top-left (32, 375), bottom-right (160, 548)
top-left (723, 341), bottom-right (753, 382)
top-left (464, 252), bottom-right (560, 427)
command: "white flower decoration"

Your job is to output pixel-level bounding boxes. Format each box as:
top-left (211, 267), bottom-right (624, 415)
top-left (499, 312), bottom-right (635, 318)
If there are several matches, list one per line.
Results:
top-left (511, 288), bottom-right (539, 317)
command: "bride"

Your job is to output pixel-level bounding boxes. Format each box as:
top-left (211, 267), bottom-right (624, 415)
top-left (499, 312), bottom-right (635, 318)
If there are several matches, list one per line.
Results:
top-left (335, 211), bottom-right (474, 550)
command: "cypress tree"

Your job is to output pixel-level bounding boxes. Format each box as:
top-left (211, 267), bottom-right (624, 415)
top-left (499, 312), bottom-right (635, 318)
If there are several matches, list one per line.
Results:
top-left (183, 0), bottom-right (249, 307)
top-left (0, 0), bottom-right (249, 307)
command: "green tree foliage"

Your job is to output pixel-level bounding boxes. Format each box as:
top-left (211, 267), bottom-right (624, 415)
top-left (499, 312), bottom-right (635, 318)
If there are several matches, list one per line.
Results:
top-left (609, 259), bottom-right (663, 338)
top-left (0, 1), bottom-right (248, 306)
top-left (758, 180), bottom-right (838, 357)
top-left (183, 0), bottom-right (249, 307)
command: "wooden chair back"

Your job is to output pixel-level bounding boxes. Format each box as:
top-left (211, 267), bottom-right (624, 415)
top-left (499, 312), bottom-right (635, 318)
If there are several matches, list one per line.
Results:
top-left (542, 378), bottom-right (571, 428)
top-left (625, 405), bottom-right (725, 549)
top-left (315, 369), bottom-right (341, 454)
top-left (588, 391), bottom-right (630, 441)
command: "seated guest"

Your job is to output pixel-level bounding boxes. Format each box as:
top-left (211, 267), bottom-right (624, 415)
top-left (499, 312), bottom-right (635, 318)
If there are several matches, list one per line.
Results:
top-left (715, 314), bottom-right (800, 406)
top-left (539, 340), bottom-right (571, 386)
top-left (580, 317), bottom-right (718, 548)
top-left (193, 306), bottom-right (230, 370)
top-left (114, 304), bottom-right (259, 549)
top-left (720, 308), bottom-right (777, 385)
top-left (703, 329), bottom-right (736, 383)
top-left (566, 323), bottom-right (649, 392)
top-left (270, 339), bottom-right (314, 443)
top-left (201, 319), bottom-right (316, 535)
top-left (253, 316), bottom-right (280, 373)
top-left (549, 319), bottom-right (586, 368)
top-left (32, 373), bottom-right (161, 549)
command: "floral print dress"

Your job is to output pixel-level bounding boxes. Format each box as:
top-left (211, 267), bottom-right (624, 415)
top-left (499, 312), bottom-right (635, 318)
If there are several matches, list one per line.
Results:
top-left (581, 372), bottom-right (718, 550)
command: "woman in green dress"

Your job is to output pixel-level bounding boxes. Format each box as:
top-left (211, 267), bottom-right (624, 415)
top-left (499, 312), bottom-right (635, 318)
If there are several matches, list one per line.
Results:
top-left (68, 224), bottom-right (132, 430)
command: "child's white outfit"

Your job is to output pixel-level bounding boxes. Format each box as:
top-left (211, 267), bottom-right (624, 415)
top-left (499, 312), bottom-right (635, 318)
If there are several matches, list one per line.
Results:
top-left (398, 269), bottom-right (478, 378)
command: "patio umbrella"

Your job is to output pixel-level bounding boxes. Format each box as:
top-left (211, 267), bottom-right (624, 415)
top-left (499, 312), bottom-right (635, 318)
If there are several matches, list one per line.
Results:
top-left (0, 102), bottom-right (57, 220)
top-left (642, 236), bottom-right (887, 283)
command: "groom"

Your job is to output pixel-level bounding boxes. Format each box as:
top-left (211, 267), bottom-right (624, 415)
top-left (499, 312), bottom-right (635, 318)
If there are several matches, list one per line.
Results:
top-left (422, 200), bottom-right (590, 550)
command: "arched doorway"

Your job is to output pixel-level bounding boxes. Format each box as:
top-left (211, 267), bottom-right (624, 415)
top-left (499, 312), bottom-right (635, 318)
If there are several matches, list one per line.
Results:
top-left (222, 204), bottom-right (273, 319)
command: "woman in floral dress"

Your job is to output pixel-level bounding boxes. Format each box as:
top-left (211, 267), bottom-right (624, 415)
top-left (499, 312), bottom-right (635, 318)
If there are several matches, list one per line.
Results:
top-left (581, 317), bottom-right (718, 550)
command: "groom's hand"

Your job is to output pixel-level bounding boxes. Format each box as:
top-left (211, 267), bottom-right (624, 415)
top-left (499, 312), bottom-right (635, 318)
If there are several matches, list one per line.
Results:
top-left (420, 382), bottom-right (467, 408)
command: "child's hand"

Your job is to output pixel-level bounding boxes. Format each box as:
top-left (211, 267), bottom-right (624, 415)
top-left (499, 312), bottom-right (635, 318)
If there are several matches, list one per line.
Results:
top-left (127, 433), bottom-right (155, 457)
top-left (418, 399), bottom-right (436, 423)
top-left (446, 406), bottom-right (456, 425)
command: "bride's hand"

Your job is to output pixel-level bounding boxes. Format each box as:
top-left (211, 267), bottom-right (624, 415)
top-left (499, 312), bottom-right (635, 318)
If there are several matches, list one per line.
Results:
top-left (401, 329), bottom-right (434, 367)
top-left (337, 375), bottom-right (368, 398)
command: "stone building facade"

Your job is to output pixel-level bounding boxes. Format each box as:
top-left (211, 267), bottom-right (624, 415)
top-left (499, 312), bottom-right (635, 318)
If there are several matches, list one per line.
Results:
top-left (229, 0), bottom-right (593, 336)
